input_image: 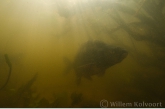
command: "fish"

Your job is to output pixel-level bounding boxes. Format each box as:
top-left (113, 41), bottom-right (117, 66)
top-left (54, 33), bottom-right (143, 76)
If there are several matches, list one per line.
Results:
top-left (64, 40), bottom-right (128, 85)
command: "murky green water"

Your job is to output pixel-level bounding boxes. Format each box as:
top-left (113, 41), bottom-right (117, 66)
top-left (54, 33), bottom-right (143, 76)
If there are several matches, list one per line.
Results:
top-left (0, 0), bottom-right (165, 108)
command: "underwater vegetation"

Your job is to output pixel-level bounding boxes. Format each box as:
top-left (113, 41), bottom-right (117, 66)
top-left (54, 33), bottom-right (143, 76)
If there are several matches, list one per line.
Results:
top-left (0, 0), bottom-right (165, 108)
top-left (0, 54), bottom-right (12, 90)
top-left (0, 74), bottom-right (39, 107)
top-left (82, 0), bottom-right (165, 72)
top-left (70, 92), bottom-right (82, 107)
top-left (0, 74), bottom-right (100, 108)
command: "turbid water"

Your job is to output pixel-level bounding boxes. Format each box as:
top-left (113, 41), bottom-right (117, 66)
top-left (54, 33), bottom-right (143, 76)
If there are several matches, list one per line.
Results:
top-left (0, 0), bottom-right (165, 108)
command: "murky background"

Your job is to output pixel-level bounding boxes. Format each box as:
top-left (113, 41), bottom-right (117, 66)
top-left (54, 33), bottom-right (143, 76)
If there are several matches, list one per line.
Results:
top-left (0, 0), bottom-right (165, 107)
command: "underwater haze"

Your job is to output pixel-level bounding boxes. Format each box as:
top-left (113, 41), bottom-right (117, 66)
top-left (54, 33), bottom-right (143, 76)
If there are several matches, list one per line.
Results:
top-left (0, 0), bottom-right (165, 108)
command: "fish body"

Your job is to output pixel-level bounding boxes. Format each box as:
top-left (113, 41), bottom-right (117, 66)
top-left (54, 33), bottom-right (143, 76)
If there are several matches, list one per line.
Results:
top-left (65, 40), bottom-right (128, 84)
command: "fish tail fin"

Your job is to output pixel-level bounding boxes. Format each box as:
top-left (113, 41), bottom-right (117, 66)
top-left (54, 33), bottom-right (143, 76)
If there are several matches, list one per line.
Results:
top-left (63, 57), bottom-right (73, 74)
